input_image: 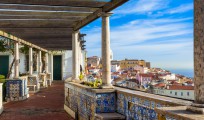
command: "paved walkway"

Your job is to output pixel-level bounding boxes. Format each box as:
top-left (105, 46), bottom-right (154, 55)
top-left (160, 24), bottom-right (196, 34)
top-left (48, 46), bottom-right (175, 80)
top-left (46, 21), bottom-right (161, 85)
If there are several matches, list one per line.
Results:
top-left (0, 81), bottom-right (74, 120)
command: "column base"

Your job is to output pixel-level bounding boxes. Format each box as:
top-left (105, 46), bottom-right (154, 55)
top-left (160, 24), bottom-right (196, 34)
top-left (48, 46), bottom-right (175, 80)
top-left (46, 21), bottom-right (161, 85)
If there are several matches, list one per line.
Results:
top-left (101, 84), bottom-right (113, 89)
top-left (187, 103), bottom-right (204, 114)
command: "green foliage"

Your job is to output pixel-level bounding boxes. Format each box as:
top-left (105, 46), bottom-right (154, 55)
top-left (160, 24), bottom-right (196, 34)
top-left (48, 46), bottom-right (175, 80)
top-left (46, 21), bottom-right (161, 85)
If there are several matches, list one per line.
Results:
top-left (20, 45), bottom-right (29, 54)
top-left (0, 75), bottom-right (6, 101)
top-left (0, 41), bottom-right (6, 52)
top-left (0, 75), bottom-right (5, 79)
top-left (78, 72), bottom-right (84, 80)
top-left (82, 79), bottom-right (102, 88)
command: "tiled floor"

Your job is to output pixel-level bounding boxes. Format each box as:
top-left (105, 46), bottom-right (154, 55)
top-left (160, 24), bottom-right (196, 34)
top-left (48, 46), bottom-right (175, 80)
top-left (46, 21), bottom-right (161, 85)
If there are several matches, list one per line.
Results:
top-left (0, 81), bottom-right (74, 120)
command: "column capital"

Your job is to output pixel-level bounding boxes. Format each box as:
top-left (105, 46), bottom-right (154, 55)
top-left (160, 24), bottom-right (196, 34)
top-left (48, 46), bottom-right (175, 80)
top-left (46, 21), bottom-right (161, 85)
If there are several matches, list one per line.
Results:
top-left (101, 12), bottom-right (113, 17)
top-left (72, 30), bottom-right (79, 34)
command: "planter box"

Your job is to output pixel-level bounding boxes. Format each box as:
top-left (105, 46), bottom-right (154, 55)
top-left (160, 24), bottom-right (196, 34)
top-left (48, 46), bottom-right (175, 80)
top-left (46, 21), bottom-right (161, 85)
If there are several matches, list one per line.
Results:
top-left (64, 82), bottom-right (116, 120)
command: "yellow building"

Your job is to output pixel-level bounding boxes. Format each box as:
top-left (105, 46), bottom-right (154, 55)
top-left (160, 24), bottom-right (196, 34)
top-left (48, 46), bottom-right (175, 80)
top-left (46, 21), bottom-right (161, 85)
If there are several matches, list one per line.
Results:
top-left (120, 59), bottom-right (146, 69)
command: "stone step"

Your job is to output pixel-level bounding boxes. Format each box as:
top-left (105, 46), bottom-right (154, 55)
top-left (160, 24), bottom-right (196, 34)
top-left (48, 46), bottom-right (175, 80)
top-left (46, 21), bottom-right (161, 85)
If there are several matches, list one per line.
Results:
top-left (95, 113), bottom-right (125, 120)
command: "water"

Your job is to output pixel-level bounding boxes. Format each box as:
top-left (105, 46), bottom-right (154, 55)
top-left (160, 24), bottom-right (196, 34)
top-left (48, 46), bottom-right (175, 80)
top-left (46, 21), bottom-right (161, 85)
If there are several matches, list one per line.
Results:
top-left (167, 69), bottom-right (194, 78)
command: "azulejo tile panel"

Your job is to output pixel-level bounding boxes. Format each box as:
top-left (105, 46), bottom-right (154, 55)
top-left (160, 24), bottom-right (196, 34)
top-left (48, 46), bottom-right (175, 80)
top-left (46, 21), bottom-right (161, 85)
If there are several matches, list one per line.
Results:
top-left (95, 93), bottom-right (116, 113)
top-left (116, 91), bottom-right (169, 120)
top-left (6, 79), bottom-right (29, 101)
top-left (6, 80), bottom-right (22, 98)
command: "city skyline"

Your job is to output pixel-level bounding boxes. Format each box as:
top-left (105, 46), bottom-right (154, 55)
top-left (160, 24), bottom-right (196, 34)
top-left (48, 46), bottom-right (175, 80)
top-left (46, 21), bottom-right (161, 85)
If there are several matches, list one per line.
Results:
top-left (81, 0), bottom-right (193, 71)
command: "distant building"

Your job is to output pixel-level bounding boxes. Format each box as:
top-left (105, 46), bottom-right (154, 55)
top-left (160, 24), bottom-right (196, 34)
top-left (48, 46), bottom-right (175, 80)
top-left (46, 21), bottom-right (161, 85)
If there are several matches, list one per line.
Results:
top-left (153, 85), bottom-right (194, 100)
top-left (146, 62), bottom-right (151, 69)
top-left (159, 74), bottom-right (177, 81)
top-left (87, 56), bottom-right (101, 67)
top-left (137, 73), bottom-right (153, 86)
top-left (133, 64), bottom-right (149, 73)
top-left (111, 60), bottom-right (120, 65)
top-left (111, 64), bottom-right (120, 72)
top-left (120, 59), bottom-right (147, 69)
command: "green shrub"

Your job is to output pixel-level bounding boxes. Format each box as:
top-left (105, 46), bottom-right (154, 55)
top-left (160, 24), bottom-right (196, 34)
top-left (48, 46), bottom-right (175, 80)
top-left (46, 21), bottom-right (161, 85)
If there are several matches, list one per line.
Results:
top-left (0, 75), bottom-right (6, 101)
top-left (0, 75), bottom-right (5, 79)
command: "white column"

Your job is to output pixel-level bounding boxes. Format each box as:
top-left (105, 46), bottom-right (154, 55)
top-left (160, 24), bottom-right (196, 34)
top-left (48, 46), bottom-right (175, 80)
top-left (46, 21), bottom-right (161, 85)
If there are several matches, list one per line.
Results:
top-left (101, 13), bottom-right (112, 87)
top-left (45, 53), bottom-right (49, 73)
top-left (50, 54), bottom-right (53, 81)
top-left (78, 39), bottom-right (81, 73)
top-left (14, 42), bottom-right (19, 78)
top-left (38, 51), bottom-right (42, 73)
top-left (29, 47), bottom-right (33, 75)
top-left (72, 31), bottom-right (79, 79)
top-left (36, 52), bottom-right (39, 74)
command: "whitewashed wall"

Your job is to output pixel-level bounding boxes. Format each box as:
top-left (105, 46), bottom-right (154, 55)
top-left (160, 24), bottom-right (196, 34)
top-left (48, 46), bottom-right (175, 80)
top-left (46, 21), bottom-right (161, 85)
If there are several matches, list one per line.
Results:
top-left (62, 50), bottom-right (72, 80)
top-left (153, 88), bottom-right (194, 100)
top-left (0, 52), bottom-right (26, 78)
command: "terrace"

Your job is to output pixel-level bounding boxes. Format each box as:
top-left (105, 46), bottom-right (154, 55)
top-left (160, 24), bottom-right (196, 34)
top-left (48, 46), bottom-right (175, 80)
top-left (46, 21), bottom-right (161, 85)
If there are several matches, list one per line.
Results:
top-left (0, 0), bottom-right (203, 120)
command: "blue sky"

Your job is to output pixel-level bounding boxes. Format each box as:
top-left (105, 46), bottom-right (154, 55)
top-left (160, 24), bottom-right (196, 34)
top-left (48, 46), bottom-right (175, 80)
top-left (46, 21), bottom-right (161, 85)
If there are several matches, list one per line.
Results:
top-left (81, 0), bottom-right (193, 70)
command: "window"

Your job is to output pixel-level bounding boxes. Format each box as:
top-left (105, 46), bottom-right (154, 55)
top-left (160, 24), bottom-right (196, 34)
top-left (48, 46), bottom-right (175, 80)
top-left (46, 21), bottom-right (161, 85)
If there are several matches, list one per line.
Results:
top-left (181, 92), bottom-right (183, 96)
top-left (170, 91), bottom-right (172, 94)
top-left (187, 92), bottom-right (190, 96)
top-left (175, 92), bottom-right (177, 96)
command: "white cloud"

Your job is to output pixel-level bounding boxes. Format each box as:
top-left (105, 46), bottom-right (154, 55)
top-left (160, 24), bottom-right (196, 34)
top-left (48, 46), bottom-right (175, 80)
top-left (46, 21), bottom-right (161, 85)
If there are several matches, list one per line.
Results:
top-left (166, 3), bottom-right (193, 14)
top-left (82, 17), bottom-right (193, 69)
top-left (114, 0), bottom-right (169, 14)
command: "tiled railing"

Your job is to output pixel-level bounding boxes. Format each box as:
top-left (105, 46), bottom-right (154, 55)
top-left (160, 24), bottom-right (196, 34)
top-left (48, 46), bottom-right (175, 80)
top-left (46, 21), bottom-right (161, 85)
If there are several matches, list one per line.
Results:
top-left (115, 87), bottom-right (192, 120)
top-left (65, 82), bottom-right (116, 120)
top-left (64, 82), bottom-right (193, 120)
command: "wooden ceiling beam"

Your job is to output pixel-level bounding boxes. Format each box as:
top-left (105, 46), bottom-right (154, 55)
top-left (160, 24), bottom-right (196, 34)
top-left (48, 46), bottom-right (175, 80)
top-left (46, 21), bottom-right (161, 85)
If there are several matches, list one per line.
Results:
top-left (0, 0), bottom-right (108, 8)
top-left (0, 20), bottom-right (74, 28)
top-left (0, 4), bottom-right (98, 12)
top-left (0, 10), bottom-right (91, 16)
top-left (74, 0), bottom-right (128, 30)
top-left (0, 15), bottom-right (85, 20)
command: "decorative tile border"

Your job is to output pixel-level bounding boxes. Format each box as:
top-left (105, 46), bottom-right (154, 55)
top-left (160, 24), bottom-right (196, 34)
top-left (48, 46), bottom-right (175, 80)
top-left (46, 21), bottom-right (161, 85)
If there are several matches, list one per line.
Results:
top-left (116, 92), bottom-right (170, 120)
top-left (6, 79), bottom-right (28, 101)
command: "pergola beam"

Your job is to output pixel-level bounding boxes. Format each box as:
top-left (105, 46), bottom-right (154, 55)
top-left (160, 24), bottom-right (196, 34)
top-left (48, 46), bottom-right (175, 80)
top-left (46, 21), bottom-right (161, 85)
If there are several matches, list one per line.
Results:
top-left (0, 11), bottom-right (91, 16)
top-left (0, 4), bottom-right (98, 12)
top-left (0, 0), bottom-right (108, 8)
top-left (0, 30), bottom-right (48, 52)
top-left (0, 20), bottom-right (74, 28)
top-left (0, 15), bottom-right (85, 20)
top-left (74, 0), bottom-right (128, 30)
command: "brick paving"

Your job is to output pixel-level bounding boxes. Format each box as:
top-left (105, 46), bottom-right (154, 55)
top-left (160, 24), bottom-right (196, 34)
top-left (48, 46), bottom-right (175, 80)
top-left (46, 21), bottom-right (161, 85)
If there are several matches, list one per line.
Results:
top-left (0, 81), bottom-right (74, 120)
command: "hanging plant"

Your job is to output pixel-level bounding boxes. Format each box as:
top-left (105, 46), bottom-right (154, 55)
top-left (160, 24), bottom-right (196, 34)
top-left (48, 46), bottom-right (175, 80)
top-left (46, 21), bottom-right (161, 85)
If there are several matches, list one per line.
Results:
top-left (20, 45), bottom-right (29, 55)
top-left (0, 40), bottom-right (6, 52)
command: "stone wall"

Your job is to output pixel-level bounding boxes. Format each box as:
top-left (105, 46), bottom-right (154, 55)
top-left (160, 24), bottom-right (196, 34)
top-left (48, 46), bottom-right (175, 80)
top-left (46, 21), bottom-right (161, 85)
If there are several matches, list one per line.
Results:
top-left (64, 82), bottom-right (116, 120)
top-left (0, 83), bottom-right (3, 114)
top-left (64, 82), bottom-right (193, 120)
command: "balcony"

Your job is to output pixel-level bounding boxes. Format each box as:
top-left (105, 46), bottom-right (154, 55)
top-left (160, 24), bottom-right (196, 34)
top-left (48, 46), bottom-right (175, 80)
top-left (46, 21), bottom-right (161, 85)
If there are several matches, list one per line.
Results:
top-left (0, 0), bottom-right (203, 120)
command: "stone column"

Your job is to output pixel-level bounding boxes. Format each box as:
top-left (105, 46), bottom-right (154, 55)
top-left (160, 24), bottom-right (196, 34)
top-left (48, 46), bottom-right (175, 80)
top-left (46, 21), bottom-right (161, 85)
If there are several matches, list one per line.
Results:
top-left (14, 42), bottom-right (19, 78)
top-left (50, 54), bottom-right (53, 81)
top-left (187, 0), bottom-right (204, 113)
top-left (72, 31), bottom-right (79, 79)
top-left (45, 53), bottom-right (49, 73)
top-left (29, 47), bottom-right (33, 75)
top-left (36, 51), bottom-right (39, 74)
top-left (101, 13), bottom-right (112, 87)
top-left (78, 39), bottom-right (82, 73)
top-left (38, 51), bottom-right (42, 73)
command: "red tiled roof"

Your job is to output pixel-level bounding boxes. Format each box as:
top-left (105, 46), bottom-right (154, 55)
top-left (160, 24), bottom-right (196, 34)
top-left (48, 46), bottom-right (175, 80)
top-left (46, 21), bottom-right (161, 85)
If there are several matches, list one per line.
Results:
top-left (140, 74), bottom-right (153, 77)
top-left (154, 83), bottom-right (166, 88)
top-left (167, 85), bottom-right (194, 90)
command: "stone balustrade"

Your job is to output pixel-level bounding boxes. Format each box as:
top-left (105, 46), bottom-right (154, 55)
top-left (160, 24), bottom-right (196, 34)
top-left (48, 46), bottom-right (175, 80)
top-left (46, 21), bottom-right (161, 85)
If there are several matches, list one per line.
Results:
top-left (39, 73), bottom-right (47, 88)
top-left (27, 75), bottom-right (40, 93)
top-left (64, 82), bottom-right (194, 120)
top-left (46, 73), bottom-right (52, 86)
top-left (0, 83), bottom-right (3, 114)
